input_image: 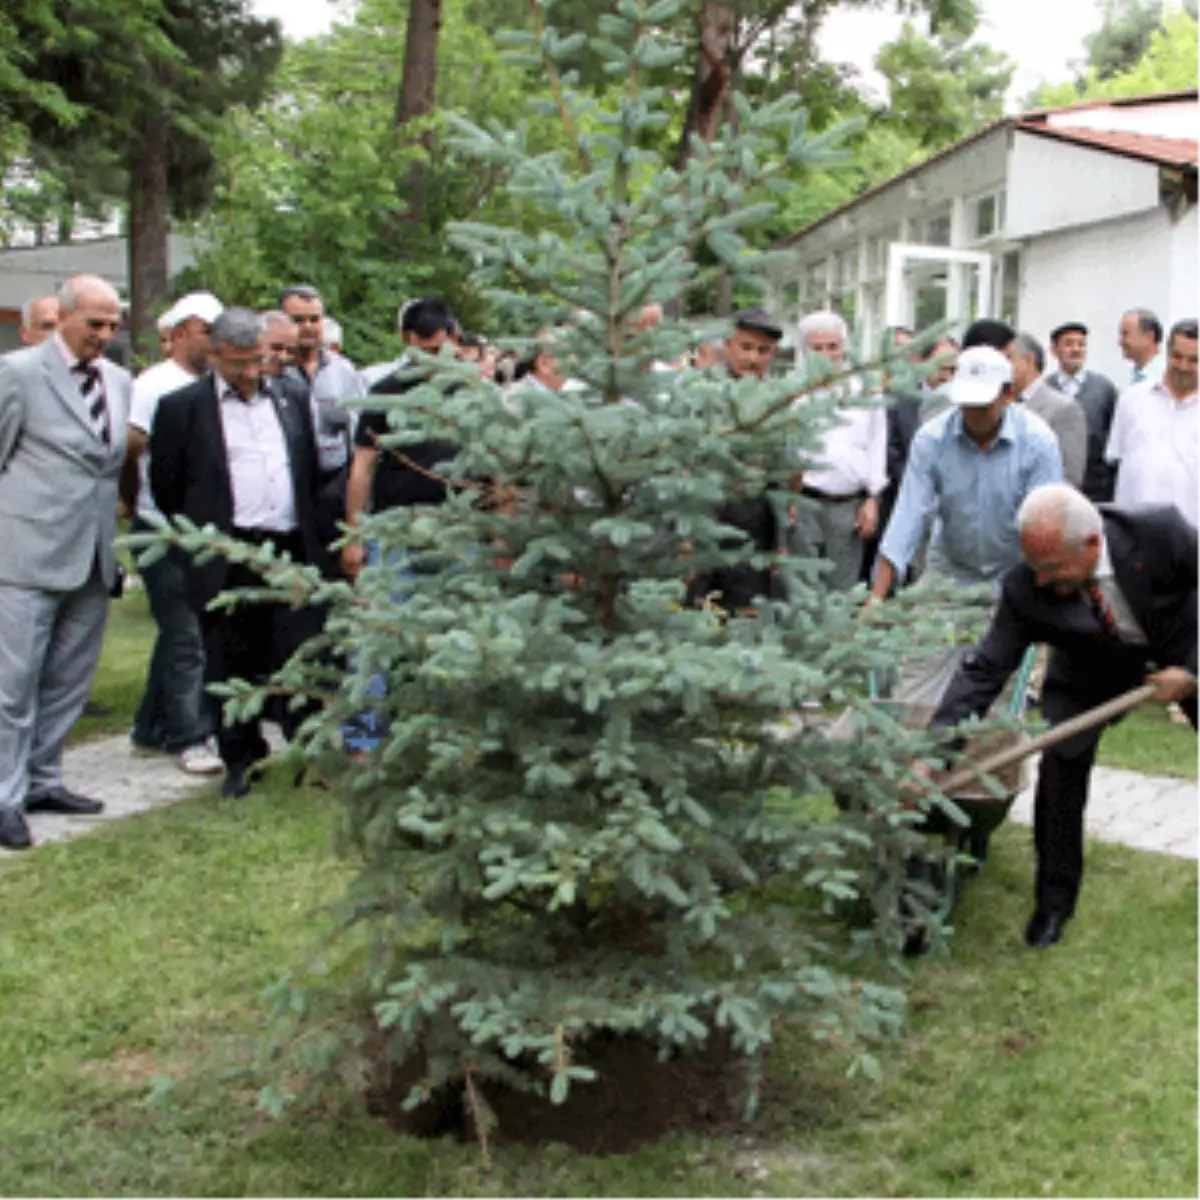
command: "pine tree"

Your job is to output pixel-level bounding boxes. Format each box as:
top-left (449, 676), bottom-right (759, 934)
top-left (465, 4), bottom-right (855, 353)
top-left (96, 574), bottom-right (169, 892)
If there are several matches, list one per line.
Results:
top-left (144, 0), bottom-right (987, 1137)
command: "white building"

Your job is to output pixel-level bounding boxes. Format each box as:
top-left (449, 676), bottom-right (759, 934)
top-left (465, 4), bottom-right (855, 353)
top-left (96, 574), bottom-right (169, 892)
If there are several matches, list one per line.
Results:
top-left (769, 89), bottom-right (1198, 384)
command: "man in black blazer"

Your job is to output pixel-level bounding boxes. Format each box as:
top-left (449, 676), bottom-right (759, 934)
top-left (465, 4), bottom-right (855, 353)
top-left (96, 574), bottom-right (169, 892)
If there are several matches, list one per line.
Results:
top-left (1046, 322), bottom-right (1119, 503)
top-left (928, 484), bottom-right (1197, 947)
top-left (150, 308), bottom-right (328, 797)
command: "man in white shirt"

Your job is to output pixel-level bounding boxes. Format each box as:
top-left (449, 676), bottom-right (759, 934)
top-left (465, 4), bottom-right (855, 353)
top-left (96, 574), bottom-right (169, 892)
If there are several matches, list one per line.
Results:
top-left (121, 292), bottom-right (225, 775)
top-left (789, 310), bottom-right (887, 590)
top-left (1106, 318), bottom-right (1198, 527)
top-left (1118, 307), bottom-right (1165, 386)
top-left (150, 308), bottom-right (328, 797)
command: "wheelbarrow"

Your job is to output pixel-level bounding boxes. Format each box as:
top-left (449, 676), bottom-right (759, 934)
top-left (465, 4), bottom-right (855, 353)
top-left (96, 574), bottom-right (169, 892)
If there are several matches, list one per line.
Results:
top-left (838, 652), bottom-right (1159, 951)
top-left (903, 678), bottom-right (1160, 951)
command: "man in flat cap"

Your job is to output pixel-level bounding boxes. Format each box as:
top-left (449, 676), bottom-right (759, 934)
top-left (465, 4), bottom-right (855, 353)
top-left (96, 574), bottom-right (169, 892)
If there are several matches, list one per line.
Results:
top-left (1046, 321), bottom-right (1118, 503)
top-left (686, 308), bottom-right (785, 614)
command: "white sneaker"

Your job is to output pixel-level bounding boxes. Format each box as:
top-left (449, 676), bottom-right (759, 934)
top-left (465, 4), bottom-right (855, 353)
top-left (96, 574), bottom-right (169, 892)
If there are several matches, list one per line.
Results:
top-left (177, 743), bottom-right (224, 776)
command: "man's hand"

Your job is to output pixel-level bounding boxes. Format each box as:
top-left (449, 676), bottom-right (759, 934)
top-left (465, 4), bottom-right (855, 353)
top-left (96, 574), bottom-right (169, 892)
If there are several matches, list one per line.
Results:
top-left (341, 542), bottom-right (367, 581)
top-left (898, 759), bottom-right (934, 810)
top-left (854, 495), bottom-right (878, 540)
top-left (1146, 666), bottom-right (1198, 705)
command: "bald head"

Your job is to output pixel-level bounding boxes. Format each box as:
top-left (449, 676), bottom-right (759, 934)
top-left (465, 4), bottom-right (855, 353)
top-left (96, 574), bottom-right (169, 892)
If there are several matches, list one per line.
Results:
top-left (635, 303), bottom-right (663, 332)
top-left (1017, 484), bottom-right (1103, 594)
top-left (56, 274), bottom-right (122, 363)
top-left (19, 295), bottom-right (59, 346)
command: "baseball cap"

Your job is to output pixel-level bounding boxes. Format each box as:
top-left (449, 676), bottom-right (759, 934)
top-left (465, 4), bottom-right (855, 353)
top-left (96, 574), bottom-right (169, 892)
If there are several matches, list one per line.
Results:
top-left (945, 345), bottom-right (1012, 407)
top-left (169, 291), bottom-right (224, 327)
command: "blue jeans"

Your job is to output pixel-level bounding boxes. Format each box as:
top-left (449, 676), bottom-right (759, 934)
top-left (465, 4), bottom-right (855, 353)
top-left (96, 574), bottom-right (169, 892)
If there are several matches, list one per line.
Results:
top-left (131, 520), bottom-right (210, 752)
top-left (340, 542), bottom-right (414, 754)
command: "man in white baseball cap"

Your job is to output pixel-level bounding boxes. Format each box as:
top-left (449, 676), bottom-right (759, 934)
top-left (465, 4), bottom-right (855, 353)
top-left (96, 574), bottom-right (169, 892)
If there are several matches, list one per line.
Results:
top-left (871, 344), bottom-right (1064, 602)
top-left (120, 289), bottom-right (226, 776)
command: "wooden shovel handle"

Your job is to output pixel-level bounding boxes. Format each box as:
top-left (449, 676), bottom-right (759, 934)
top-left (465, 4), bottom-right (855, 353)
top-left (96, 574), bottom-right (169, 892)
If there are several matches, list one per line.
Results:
top-left (935, 683), bottom-right (1160, 798)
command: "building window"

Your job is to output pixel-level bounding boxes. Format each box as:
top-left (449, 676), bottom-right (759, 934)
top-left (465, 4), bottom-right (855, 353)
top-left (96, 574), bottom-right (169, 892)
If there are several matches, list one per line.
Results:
top-left (1000, 250), bottom-right (1020, 323)
top-left (971, 189), bottom-right (1005, 242)
top-left (924, 206), bottom-right (951, 247)
top-left (802, 260), bottom-right (828, 310)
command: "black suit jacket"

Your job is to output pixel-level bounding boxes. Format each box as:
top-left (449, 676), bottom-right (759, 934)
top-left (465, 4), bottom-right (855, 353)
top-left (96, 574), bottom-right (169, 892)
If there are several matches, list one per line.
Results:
top-left (1046, 369), bottom-right (1118, 503)
top-left (932, 505), bottom-right (1197, 728)
top-left (150, 373), bottom-right (330, 607)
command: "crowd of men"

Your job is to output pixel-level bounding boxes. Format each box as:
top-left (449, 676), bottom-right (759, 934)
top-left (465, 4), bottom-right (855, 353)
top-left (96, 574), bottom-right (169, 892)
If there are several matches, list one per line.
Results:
top-left (0, 273), bottom-right (1194, 953)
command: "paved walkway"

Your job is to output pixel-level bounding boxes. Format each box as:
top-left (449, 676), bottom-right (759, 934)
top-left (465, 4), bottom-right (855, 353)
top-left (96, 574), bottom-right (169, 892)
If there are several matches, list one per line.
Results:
top-left (1010, 760), bottom-right (1197, 859)
top-left (0, 734), bottom-right (1195, 860)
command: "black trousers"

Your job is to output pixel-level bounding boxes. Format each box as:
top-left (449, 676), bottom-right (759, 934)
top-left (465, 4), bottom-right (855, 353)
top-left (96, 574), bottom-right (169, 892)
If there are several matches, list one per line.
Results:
top-left (1034, 650), bottom-right (1197, 915)
top-left (201, 531), bottom-right (321, 770)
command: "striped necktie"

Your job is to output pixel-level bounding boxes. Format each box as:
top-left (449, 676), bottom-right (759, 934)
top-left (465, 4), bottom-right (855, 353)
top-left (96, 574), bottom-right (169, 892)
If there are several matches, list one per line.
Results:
top-left (76, 363), bottom-right (110, 445)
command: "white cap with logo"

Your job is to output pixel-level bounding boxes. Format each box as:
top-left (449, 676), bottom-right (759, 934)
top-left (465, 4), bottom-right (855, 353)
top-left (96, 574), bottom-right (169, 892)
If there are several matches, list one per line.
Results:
top-left (945, 345), bottom-right (1013, 408)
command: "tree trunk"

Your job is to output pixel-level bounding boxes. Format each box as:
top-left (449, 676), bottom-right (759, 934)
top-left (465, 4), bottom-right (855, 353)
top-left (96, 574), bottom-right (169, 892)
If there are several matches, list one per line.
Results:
top-left (396, 0), bottom-right (442, 128)
top-left (673, 1), bottom-right (737, 173)
top-left (128, 111), bottom-right (170, 362)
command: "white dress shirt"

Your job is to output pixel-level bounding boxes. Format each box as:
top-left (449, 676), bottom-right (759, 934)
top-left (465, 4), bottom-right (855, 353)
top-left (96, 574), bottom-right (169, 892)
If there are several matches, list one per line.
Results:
top-left (1105, 379), bottom-right (1198, 527)
top-left (217, 378), bottom-right (297, 532)
top-left (129, 358), bottom-right (198, 519)
top-left (794, 390), bottom-right (888, 499)
top-left (1092, 536), bottom-right (1149, 645)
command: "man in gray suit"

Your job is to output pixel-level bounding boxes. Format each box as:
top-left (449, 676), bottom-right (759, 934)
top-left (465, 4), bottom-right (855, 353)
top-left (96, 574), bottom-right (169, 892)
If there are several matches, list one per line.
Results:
top-left (0, 274), bottom-right (131, 850)
top-left (1046, 321), bottom-right (1119, 503)
top-left (1009, 332), bottom-right (1087, 489)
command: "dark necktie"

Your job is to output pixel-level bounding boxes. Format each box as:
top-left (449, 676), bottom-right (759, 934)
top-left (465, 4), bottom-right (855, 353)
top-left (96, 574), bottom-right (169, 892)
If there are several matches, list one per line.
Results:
top-left (77, 363), bottom-right (110, 445)
top-left (1085, 580), bottom-right (1119, 640)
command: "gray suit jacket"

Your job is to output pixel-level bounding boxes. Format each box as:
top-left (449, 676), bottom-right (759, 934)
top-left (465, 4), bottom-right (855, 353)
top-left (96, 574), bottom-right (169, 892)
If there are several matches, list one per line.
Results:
top-left (0, 339), bottom-right (132, 591)
top-left (1045, 369), bottom-right (1118, 502)
top-left (1023, 379), bottom-right (1087, 489)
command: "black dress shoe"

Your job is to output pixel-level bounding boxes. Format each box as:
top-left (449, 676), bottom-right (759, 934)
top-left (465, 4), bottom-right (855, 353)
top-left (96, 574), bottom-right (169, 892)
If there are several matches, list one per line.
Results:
top-left (0, 806), bottom-right (32, 850)
top-left (25, 787), bottom-right (104, 815)
top-left (221, 768), bottom-right (252, 799)
top-left (1024, 909), bottom-right (1069, 949)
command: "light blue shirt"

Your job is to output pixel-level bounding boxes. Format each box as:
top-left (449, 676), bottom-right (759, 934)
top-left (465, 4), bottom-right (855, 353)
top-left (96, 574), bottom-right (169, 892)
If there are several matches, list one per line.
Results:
top-left (1131, 352), bottom-right (1165, 386)
top-left (879, 404), bottom-right (1063, 590)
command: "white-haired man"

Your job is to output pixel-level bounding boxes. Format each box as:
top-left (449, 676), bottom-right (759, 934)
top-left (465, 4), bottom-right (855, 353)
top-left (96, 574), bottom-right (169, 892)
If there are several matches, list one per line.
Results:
top-left (790, 310), bottom-right (888, 590)
top-left (928, 484), bottom-right (1196, 947)
top-left (0, 275), bottom-right (131, 849)
top-left (17, 295), bottom-right (60, 348)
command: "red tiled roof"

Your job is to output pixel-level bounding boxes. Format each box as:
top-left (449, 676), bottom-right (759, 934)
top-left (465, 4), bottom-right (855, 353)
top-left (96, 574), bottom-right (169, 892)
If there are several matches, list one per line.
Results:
top-left (1013, 120), bottom-right (1199, 168)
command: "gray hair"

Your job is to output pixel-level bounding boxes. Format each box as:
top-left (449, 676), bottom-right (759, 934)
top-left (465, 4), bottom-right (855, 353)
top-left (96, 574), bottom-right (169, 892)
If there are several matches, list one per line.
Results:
top-left (57, 274), bottom-right (119, 314)
top-left (1017, 483), bottom-right (1102, 548)
top-left (260, 308), bottom-right (291, 328)
top-left (797, 309), bottom-right (848, 345)
top-left (20, 295), bottom-right (55, 329)
top-left (210, 307), bottom-right (264, 350)
top-left (1012, 332), bottom-right (1045, 373)
top-left (1124, 306), bottom-right (1162, 344)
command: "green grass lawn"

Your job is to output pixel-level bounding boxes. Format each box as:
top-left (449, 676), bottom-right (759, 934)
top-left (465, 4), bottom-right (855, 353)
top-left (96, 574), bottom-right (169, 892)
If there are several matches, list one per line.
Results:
top-left (5, 588), bottom-right (1189, 1196)
top-left (0, 774), bottom-right (1193, 1197)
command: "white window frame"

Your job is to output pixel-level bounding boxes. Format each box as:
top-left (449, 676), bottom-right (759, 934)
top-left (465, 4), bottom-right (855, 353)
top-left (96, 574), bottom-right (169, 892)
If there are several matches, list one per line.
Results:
top-left (884, 243), bottom-right (993, 329)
